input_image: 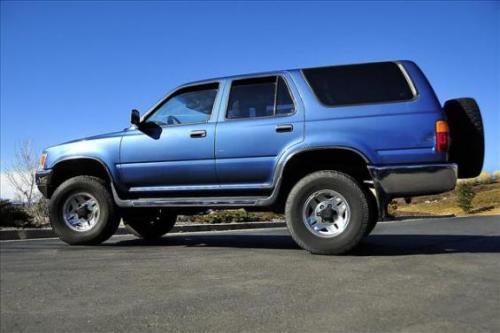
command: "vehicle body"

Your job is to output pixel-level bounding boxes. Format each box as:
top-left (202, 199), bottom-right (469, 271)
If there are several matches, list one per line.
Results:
top-left (36, 60), bottom-right (484, 254)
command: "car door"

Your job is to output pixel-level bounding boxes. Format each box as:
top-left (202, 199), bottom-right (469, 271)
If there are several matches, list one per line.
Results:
top-left (118, 82), bottom-right (221, 193)
top-left (215, 75), bottom-right (304, 187)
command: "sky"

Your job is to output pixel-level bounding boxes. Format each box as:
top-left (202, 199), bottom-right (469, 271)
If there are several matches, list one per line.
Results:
top-left (1, 1), bottom-right (499, 199)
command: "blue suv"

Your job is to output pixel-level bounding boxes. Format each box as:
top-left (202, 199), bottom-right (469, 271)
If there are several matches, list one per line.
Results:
top-left (36, 61), bottom-right (484, 254)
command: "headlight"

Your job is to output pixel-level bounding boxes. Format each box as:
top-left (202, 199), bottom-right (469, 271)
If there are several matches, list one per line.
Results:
top-left (39, 153), bottom-right (47, 170)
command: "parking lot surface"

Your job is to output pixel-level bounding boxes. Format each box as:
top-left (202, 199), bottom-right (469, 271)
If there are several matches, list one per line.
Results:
top-left (1, 216), bottom-right (499, 332)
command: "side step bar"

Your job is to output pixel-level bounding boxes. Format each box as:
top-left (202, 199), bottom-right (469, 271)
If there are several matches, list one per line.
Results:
top-left (112, 185), bottom-right (270, 208)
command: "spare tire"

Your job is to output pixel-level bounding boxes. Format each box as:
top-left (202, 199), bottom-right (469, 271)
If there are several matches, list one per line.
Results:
top-left (443, 98), bottom-right (484, 178)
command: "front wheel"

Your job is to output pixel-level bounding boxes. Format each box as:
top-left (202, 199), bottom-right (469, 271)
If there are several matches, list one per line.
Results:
top-left (122, 209), bottom-right (177, 240)
top-left (285, 171), bottom-right (370, 255)
top-left (48, 176), bottom-right (120, 245)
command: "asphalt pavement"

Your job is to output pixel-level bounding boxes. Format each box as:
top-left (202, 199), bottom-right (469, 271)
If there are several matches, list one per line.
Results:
top-left (1, 216), bottom-right (499, 332)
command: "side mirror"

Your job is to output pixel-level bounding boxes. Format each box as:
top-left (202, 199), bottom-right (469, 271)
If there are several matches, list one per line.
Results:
top-left (131, 109), bottom-right (140, 126)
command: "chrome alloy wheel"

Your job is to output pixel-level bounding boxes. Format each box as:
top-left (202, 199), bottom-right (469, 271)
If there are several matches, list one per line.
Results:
top-left (62, 192), bottom-right (100, 232)
top-left (302, 189), bottom-right (351, 238)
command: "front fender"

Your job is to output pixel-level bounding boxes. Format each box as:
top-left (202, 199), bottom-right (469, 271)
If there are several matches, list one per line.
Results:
top-left (44, 136), bottom-right (122, 186)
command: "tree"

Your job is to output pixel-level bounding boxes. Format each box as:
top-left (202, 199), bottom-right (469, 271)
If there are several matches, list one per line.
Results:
top-left (5, 140), bottom-right (40, 206)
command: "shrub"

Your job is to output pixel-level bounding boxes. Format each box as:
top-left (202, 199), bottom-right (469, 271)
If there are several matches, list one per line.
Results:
top-left (27, 198), bottom-right (50, 227)
top-left (387, 200), bottom-right (398, 217)
top-left (475, 171), bottom-right (494, 185)
top-left (195, 209), bottom-right (250, 224)
top-left (456, 182), bottom-right (476, 213)
top-left (184, 209), bottom-right (284, 224)
top-left (494, 170), bottom-right (500, 182)
top-left (0, 199), bottom-right (32, 228)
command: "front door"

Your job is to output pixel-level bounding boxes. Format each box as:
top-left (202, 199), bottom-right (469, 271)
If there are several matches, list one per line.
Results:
top-left (118, 83), bottom-right (220, 193)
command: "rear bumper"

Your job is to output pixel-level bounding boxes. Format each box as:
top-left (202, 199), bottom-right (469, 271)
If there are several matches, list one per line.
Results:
top-left (368, 163), bottom-right (457, 197)
top-left (35, 169), bottom-right (53, 198)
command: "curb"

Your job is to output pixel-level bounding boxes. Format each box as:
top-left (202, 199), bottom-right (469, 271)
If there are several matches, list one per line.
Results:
top-left (387, 214), bottom-right (456, 221)
top-left (0, 222), bottom-right (287, 241)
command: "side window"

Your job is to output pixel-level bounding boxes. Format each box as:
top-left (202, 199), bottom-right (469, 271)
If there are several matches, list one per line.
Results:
top-left (226, 76), bottom-right (295, 119)
top-left (146, 83), bottom-right (218, 126)
top-left (276, 77), bottom-right (295, 115)
top-left (302, 62), bottom-right (414, 106)
top-left (227, 77), bottom-right (275, 119)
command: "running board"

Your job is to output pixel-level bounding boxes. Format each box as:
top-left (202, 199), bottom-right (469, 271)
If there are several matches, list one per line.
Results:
top-left (124, 197), bottom-right (265, 207)
top-left (112, 185), bottom-right (270, 208)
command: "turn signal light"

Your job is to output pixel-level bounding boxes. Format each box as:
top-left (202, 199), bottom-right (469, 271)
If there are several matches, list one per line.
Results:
top-left (435, 120), bottom-right (449, 152)
top-left (39, 153), bottom-right (47, 170)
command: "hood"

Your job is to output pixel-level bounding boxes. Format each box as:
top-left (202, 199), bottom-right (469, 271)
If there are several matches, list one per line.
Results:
top-left (43, 129), bottom-right (128, 169)
top-left (56, 129), bottom-right (128, 146)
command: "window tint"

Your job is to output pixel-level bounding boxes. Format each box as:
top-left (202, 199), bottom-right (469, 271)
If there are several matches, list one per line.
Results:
top-left (147, 83), bottom-right (218, 126)
top-left (276, 77), bottom-right (295, 115)
top-left (226, 76), bottom-right (295, 119)
top-left (227, 77), bottom-right (275, 119)
top-left (302, 62), bottom-right (413, 106)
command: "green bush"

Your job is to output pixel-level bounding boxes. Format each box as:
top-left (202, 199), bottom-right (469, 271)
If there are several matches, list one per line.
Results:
top-left (456, 182), bottom-right (476, 213)
top-left (0, 199), bottom-right (32, 228)
top-left (194, 209), bottom-right (251, 224)
top-left (187, 209), bottom-right (284, 224)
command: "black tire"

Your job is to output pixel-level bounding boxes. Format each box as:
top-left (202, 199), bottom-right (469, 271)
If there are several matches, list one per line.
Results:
top-left (444, 98), bottom-right (484, 178)
top-left (285, 171), bottom-right (370, 255)
top-left (48, 176), bottom-right (120, 245)
top-left (123, 209), bottom-right (177, 240)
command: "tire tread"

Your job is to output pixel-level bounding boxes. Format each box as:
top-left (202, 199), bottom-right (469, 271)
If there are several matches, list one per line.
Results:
top-left (285, 170), bottom-right (369, 255)
top-left (49, 176), bottom-right (119, 245)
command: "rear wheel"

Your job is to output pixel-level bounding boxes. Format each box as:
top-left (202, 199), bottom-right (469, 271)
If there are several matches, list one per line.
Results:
top-left (48, 176), bottom-right (120, 245)
top-left (285, 171), bottom-right (369, 255)
top-left (123, 209), bottom-right (177, 240)
top-left (444, 98), bottom-right (484, 178)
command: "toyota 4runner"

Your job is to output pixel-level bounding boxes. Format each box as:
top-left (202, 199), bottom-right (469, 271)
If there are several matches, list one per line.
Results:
top-left (36, 61), bottom-right (484, 254)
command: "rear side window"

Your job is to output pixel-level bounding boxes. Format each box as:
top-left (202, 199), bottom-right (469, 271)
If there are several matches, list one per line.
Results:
top-left (227, 76), bottom-right (295, 119)
top-left (302, 62), bottom-right (414, 107)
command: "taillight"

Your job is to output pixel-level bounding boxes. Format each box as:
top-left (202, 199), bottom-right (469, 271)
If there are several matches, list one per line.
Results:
top-left (435, 120), bottom-right (449, 152)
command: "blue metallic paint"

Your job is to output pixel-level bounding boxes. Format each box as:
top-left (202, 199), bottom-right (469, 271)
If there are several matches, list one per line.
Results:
top-left (44, 135), bottom-right (123, 185)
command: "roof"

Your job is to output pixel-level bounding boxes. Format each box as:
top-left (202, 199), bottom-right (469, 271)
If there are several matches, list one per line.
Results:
top-left (179, 60), bottom-right (407, 87)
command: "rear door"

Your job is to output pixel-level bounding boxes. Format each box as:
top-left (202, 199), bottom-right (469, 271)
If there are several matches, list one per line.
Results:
top-left (215, 75), bottom-right (304, 187)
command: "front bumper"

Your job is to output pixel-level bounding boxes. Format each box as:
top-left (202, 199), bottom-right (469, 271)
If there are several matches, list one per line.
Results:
top-left (368, 163), bottom-right (457, 197)
top-left (35, 169), bottom-right (53, 198)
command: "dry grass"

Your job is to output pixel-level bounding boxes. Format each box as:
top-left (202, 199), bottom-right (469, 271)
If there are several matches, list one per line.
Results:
top-left (394, 182), bottom-right (500, 217)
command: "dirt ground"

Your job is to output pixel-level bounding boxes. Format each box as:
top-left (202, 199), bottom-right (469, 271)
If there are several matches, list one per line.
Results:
top-left (394, 182), bottom-right (500, 217)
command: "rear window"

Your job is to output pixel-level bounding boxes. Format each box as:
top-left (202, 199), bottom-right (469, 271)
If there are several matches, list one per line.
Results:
top-left (302, 62), bottom-right (414, 107)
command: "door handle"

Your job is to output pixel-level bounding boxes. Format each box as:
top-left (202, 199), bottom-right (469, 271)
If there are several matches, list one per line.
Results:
top-left (275, 124), bottom-right (293, 133)
top-left (190, 130), bottom-right (207, 138)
